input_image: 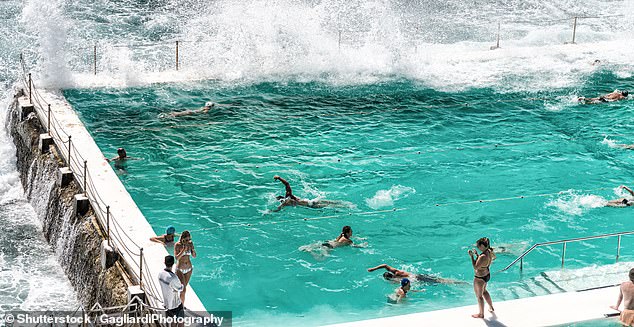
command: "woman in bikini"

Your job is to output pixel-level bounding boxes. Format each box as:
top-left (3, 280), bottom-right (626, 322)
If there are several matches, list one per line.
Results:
top-left (175, 230), bottom-right (196, 304)
top-left (469, 237), bottom-right (496, 318)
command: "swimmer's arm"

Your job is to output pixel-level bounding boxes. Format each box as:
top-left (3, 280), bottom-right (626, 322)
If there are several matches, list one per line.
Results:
top-left (409, 289), bottom-right (425, 293)
top-left (275, 176), bottom-right (294, 195)
top-left (367, 264), bottom-right (390, 272)
top-left (149, 234), bottom-right (167, 244)
top-left (621, 185), bottom-right (634, 196)
top-left (396, 290), bottom-right (406, 303)
top-left (272, 203), bottom-right (285, 212)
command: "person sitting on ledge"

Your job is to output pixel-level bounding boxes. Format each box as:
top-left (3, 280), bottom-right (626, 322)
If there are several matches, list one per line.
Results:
top-left (368, 263), bottom-right (465, 284)
top-left (578, 90), bottom-right (629, 104)
top-left (606, 185), bottom-right (634, 208)
top-left (610, 268), bottom-right (634, 326)
top-left (272, 175), bottom-right (350, 211)
top-left (160, 102), bottom-right (216, 118)
top-left (150, 226), bottom-right (177, 246)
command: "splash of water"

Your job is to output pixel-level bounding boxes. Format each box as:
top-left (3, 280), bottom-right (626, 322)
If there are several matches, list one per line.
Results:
top-left (365, 185), bottom-right (415, 209)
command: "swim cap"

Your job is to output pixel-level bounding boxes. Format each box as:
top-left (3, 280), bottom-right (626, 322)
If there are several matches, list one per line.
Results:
top-left (401, 278), bottom-right (410, 287)
top-left (205, 101), bottom-right (214, 107)
top-left (166, 226), bottom-right (176, 235)
top-left (622, 91), bottom-right (629, 97)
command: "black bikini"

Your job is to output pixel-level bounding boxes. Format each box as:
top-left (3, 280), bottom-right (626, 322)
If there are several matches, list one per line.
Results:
top-left (474, 253), bottom-right (492, 283)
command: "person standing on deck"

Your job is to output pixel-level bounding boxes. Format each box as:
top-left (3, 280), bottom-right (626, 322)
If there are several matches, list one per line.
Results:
top-left (175, 231), bottom-right (196, 305)
top-left (158, 255), bottom-right (184, 325)
top-left (469, 237), bottom-right (496, 318)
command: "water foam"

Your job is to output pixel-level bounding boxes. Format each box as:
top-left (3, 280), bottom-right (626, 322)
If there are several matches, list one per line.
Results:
top-left (365, 185), bottom-right (415, 209)
top-left (546, 190), bottom-right (607, 216)
top-left (17, 0), bottom-right (634, 91)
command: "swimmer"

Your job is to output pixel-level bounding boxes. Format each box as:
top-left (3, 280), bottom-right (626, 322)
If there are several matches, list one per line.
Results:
top-left (105, 147), bottom-right (139, 170)
top-left (150, 226), bottom-right (177, 245)
top-left (272, 175), bottom-right (350, 211)
top-left (160, 102), bottom-right (216, 118)
top-left (389, 278), bottom-right (424, 304)
top-left (606, 185), bottom-right (634, 207)
top-left (578, 90), bottom-right (629, 104)
top-left (368, 264), bottom-right (465, 284)
top-left (321, 226), bottom-right (354, 249)
top-left (592, 59), bottom-right (601, 66)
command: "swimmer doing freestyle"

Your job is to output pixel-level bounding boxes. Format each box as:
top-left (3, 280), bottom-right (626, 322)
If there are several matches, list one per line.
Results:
top-left (578, 90), bottom-right (629, 104)
top-left (367, 264), bottom-right (465, 284)
top-left (272, 175), bottom-right (349, 212)
top-left (161, 102), bottom-right (216, 118)
top-left (606, 185), bottom-right (634, 207)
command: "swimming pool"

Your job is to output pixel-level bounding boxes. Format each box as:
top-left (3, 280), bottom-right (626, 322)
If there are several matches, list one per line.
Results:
top-left (64, 74), bottom-right (634, 326)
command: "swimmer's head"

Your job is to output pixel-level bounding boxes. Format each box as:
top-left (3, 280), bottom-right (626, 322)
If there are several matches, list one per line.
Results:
top-left (342, 225), bottom-right (352, 238)
top-left (166, 225), bottom-right (176, 235)
top-left (383, 272), bottom-right (395, 280)
top-left (622, 91), bottom-right (629, 97)
top-left (205, 101), bottom-right (215, 108)
top-left (401, 278), bottom-right (410, 287)
top-left (623, 199), bottom-right (629, 205)
top-left (117, 147), bottom-right (127, 158)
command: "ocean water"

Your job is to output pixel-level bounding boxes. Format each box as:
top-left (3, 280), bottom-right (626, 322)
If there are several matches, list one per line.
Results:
top-left (0, 0), bottom-right (78, 312)
top-left (3, 0), bottom-right (634, 324)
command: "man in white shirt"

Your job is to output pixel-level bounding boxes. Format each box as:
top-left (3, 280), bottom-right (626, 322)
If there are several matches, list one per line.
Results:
top-left (159, 255), bottom-right (184, 324)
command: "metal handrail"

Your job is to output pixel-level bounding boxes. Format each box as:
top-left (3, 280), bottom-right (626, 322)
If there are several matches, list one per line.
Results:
top-left (499, 230), bottom-right (634, 272)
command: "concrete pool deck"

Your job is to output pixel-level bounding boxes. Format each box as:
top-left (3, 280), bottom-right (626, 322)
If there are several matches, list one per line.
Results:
top-left (25, 89), bottom-right (206, 312)
top-left (326, 285), bottom-right (622, 327)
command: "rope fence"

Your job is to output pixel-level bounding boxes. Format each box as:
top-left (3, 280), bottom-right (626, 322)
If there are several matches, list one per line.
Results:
top-left (17, 57), bottom-right (165, 308)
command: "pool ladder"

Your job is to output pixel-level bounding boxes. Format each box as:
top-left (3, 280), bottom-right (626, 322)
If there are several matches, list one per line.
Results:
top-left (499, 230), bottom-right (634, 273)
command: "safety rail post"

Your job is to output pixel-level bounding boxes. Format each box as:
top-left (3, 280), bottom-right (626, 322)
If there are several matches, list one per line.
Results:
top-left (520, 257), bottom-right (523, 271)
top-left (139, 248), bottom-right (144, 287)
top-left (490, 22), bottom-right (501, 50)
top-left (338, 30), bottom-right (342, 52)
top-left (67, 136), bottom-right (72, 166)
top-left (47, 104), bottom-right (51, 133)
top-left (28, 73), bottom-right (32, 103)
top-left (106, 206), bottom-right (111, 247)
top-left (175, 41), bottom-right (180, 71)
top-left (567, 16), bottom-right (578, 44)
top-left (617, 235), bottom-right (622, 261)
top-left (93, 45), bottom-right (97, 75)
top-left (83, 160), bottom-right (87, 195)
top-left (561, 242), bottom-right (567, 268)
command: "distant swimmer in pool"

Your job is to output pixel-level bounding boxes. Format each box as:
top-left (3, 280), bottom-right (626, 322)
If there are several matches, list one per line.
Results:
top-left (368, 264), bottom-right (465, 284)
top-left (272, 175), bottom-right (351, 211)
top-left (606, 185), bottom-right (634, 207)
top-left (160, 102), bottom-right (216, 118)
top-left (105, 147), bottom-right (139, 170)
top-left (578, 90), bottom-right (629, 104)
top-left (321, 226), bottom-right (354, 249)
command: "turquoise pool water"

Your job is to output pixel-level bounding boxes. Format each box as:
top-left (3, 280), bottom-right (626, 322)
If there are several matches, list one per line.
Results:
top-left (65, 73), bottom-right (634, 325)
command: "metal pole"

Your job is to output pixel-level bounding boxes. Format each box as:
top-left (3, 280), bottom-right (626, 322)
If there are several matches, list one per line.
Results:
top-left (93, 45), bottom-right (97, 75)
top-left (175, 41), bottom-right (179, 71)
top-left (520, 257), bottom-right (523, 271)
top-left (496, 22), bottom-right (500, 48)
top-left (561, 242), bottom-right (567, 268)
top-left (67, 136), bottom-right (72, 166)
top-left (28, 73), bottom-right (32, 103)
top-left (106, 206), bottom-right (110, 247)
top-left (47, 104), bottom-right (51, 133)
top-left (338, 30), bottom-right (342, 52)
top-left (617, 235), bottom-right (622, 261)
top-left (139, 248), bottom-right (144, 287)
top-left (83, 160), bottom-right (87, 195)
top-left (81, 307), bottom-right (85, 327)
top-left (571, 16), bottom-right (577, 44)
